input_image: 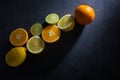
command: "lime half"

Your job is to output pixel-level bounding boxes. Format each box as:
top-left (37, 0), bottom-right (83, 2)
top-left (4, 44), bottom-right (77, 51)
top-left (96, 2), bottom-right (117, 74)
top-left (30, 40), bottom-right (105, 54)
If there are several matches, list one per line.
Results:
top-left (30, 23), bottom-right (43, 36)
top-left (26, 36), bottom-right (45, 54)
top-left (45, 13), bottom-right (59, 24)
top-left (57, 14), bottom-right (75, 32)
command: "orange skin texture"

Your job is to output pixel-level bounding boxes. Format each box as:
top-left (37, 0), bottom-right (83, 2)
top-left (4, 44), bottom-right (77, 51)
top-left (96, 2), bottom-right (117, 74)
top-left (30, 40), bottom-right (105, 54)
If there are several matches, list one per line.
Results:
top-left (74, 4), bottom-right (95, 25)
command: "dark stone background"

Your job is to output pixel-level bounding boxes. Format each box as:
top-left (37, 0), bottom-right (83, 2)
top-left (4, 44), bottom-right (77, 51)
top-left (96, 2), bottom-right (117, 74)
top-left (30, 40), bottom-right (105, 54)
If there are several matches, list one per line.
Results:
top-left (0, 0), bottom-right (120, 80)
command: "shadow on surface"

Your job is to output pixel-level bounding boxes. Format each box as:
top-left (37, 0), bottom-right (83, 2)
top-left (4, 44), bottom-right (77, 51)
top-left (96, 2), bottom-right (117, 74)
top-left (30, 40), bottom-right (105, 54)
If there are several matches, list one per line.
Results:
top-left (1, 22), bottom-right (85, 80)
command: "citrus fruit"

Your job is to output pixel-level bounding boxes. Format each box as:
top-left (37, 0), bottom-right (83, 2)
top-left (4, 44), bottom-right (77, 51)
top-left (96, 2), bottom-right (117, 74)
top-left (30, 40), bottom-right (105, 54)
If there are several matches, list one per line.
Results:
top-left (57, 14), bottom-right (75, 32)
top-left (30, 23), bottom-right (43, 36)
top-left (42, 25), bottom-right (61, 43)
top-left (45, 13), bottom-right (59, 24)
top-left (26, 36), bottom-right (45, 54)
top-left (5, 47), bottom-right (27, 67)
top-left (9, 28), bottom-right (28, 46)
top-left (74, 4), bottom-right (95, 25)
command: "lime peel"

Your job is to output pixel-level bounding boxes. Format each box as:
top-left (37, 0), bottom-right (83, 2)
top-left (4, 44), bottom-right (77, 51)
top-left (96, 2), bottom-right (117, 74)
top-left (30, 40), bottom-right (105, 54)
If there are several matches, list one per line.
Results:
top-left (30, 23), bottom-right (43, 36)
top-left (45, 13), bottom-right (59, 24)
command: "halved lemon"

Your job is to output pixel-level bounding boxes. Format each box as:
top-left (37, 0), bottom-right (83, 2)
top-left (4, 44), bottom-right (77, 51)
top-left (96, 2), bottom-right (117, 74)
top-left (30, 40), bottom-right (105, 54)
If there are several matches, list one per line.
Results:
top-left (5, 47), bottom-right (27, 67)
top-left (45, 13), bottom-right (59, 24)
top-left (57, 14), bottom-right (75, 32)
top-left (30, 23), bottom-right (43, 36)
top-left (26, 36), bottom-right (45, 54)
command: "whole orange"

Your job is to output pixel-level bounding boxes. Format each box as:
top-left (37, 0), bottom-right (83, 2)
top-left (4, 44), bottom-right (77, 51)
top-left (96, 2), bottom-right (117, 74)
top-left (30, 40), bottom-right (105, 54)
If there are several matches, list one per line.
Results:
top-left (74, 4), bottom-right (95, 25)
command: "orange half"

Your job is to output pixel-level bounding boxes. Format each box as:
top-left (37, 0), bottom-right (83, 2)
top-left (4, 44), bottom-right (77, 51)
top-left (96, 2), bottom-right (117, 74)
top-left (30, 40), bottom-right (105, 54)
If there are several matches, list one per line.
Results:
top-left (9, 28), bottom-right (28, 46)
top-left (42, 25), bottom-right (61, 43)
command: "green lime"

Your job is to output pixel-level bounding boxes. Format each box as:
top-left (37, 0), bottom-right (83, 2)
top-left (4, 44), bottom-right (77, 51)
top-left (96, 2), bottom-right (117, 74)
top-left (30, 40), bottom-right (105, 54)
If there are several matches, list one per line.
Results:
top-left (30, 23), bottom-right (43, 36)
top-left (57, 14), bottom-right (75, 32)
top-left (45, 13), bottom-right (59, 24)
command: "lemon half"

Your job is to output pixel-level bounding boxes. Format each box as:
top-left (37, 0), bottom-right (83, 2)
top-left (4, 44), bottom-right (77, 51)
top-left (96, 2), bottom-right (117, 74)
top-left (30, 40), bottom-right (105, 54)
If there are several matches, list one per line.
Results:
top-left (57, 14), bottom-right (75, 32)
top-left (26, 36), bottom-right (45, 54)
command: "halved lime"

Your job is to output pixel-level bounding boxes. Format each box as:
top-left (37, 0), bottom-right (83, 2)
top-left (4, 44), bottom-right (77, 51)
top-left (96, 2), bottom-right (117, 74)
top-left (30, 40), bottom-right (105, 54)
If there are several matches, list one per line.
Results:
top-left (57, 14), bottom-right (75, 32)
top-left (30, 23), bottom-right (43, 36)
top-left (45, 13), bottom-right (59, 24)
top-left (26, 36), bottom-right (45, 54)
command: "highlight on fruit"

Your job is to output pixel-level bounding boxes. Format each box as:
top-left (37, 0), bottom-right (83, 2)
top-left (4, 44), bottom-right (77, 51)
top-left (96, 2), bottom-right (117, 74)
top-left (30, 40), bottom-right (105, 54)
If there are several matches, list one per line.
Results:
top-left (5, 4), bottom-right (95, 67)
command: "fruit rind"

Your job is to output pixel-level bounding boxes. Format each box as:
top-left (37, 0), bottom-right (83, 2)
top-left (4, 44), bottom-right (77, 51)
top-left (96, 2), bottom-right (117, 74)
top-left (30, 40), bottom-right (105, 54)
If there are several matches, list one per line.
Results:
top-left (57, 14), bottom-right (75, 32)
top-left (5, 47), bottom-right (27, 67)
top-left (45, 13), bottom-right (59, 24)
top-left (26, 36), bottom-right (45, 54)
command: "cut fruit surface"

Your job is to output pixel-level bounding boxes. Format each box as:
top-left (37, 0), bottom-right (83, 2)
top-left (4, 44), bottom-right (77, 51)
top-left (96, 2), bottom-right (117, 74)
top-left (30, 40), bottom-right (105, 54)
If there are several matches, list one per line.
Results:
top-left (45, 13), bottom-right (59, 24)
top-left (42, 25), bottom-right (61, 43)
top-left (30, 23), bottom-right (43, 36)
top-left (26, 36), bottom-right (45, 54)
top-left (57, 14), bottom-right (75, 32)
top-left (5, 47), bottom-right (27, 67)
top-left (9, 28), bottom-right (28, 46)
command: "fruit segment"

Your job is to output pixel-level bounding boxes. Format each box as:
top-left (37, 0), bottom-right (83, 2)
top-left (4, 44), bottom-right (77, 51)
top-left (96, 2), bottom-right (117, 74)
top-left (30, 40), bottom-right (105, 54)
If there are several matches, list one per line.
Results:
top-left (45, 13), bottom-right (59, 24)
top-left (42, 25), bottom-right (61, 43)
top-left (9, 28), bottom-right (28, 46)
top-left (26, 36), bottom-right (45, 54)
top-left (30, 23), bottom-right (43, 36)
top-left (57, 14), bottom-right (75, 32)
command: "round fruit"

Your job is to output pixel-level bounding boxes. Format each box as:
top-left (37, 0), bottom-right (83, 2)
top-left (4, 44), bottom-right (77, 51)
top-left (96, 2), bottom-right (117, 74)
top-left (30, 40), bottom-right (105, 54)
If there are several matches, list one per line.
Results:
top-left (9, 28), bottom-right (28, 46)
top-left (74, 4), bottom-right (95, 25)
top-left (57, 14), bottom-right (75, 32)
top-left (42, 25), bottom-right (61, 43)
top-left (45, 13), bottom-right (59, 24)
top-left (5, 47), bottom-right (27, 67)
top-left (30, 23), bottom-right (43, 36)
top-left (26, 36), bottom-right (45, 54)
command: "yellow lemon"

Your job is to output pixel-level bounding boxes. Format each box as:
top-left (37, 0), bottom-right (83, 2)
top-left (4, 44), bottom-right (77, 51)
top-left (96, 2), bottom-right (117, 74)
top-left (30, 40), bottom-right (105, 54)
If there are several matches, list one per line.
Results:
top-left (5, 47), bottom-right (27, 67)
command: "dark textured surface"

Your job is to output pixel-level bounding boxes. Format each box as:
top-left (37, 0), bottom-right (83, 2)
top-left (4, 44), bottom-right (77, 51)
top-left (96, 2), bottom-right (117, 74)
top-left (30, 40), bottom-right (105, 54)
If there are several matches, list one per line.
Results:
top-left (0, 0), bottom-right (120, 80)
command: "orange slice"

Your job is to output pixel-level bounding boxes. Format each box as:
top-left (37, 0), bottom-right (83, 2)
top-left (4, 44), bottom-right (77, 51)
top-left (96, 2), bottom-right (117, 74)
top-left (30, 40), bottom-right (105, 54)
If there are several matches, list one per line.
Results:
top-left (42, 25), bottom-right (61, 43)
top-left (9, 28), bottom-right (28, 46)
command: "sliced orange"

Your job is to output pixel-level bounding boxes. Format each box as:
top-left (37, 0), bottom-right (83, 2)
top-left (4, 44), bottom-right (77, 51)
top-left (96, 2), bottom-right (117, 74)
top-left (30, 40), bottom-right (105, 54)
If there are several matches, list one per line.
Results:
top-left (9, 28), bottom-right (28, 46)
top-left (42, 25), bottom-right (61, 43)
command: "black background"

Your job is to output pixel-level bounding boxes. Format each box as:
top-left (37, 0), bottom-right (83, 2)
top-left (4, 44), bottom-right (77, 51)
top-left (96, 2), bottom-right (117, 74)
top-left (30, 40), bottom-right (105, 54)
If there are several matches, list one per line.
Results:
top-left (0, 0), bottom-right (120, 80)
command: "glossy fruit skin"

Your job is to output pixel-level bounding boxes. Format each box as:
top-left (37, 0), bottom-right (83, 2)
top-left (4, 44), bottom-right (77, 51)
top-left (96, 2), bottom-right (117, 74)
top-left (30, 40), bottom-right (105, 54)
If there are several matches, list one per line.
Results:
top-left (5, 47), bottom-right (27, 67)
top-left (74, 4), bottom-right (95, 25)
